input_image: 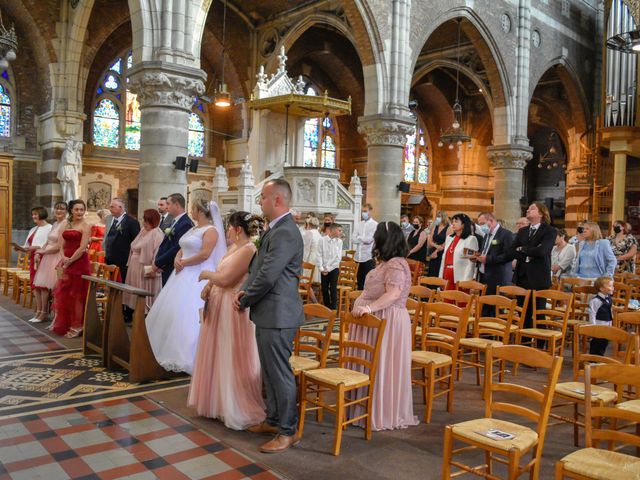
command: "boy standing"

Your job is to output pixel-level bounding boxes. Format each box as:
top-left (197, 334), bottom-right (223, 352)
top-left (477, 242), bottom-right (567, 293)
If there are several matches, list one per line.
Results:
top-left (587, 276), bottom-right (615, 356)
top-left (317, 223), bottom-right (343, 310)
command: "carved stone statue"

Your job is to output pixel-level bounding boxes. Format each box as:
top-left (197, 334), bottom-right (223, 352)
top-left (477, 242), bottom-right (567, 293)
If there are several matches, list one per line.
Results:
top-left (57, 138), bottom-right (83, 203)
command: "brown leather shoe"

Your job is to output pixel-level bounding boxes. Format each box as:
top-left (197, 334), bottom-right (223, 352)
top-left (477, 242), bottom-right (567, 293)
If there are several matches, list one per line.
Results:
top-left (246, 422), bottom-right (279, 435)
top-left (260, 434), bottom-right (300, 454)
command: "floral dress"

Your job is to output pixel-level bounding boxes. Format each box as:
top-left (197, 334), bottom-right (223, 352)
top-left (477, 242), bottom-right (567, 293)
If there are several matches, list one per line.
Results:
top-left (609, 234), bottom-right (638, 273)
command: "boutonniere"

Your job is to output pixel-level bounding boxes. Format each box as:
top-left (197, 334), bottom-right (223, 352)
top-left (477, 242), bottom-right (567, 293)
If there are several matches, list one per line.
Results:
top-left (116, 223), bottom-right (124, 234)
top-left (253, 237), bottom-right (261, 249)
top-left (164, 227), bottom-right (174, 239)
top-left (491, 239), bottom-right (500, 246)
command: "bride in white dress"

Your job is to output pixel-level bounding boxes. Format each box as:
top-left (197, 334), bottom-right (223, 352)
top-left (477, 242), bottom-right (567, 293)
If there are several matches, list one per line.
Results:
top-left (146, 199), bottom-right (226, 374)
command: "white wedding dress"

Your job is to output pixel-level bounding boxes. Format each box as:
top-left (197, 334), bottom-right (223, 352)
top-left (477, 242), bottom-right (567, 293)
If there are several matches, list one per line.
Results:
top-left (146, 224), bottom-right (221, 375)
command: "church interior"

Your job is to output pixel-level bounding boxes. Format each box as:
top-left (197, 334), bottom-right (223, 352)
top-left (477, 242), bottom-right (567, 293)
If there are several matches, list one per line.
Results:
top-left (1, 1), bottom-right (640, 479)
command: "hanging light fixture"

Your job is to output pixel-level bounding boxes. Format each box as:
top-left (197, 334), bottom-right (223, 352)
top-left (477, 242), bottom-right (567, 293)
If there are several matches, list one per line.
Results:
top-left (214, 0), bottom-right (231, 107)
top-left (438, 19), bottom-right (472, 151)
top-left (0, 10), bottom-right (18, 69)
top-left (537, 131), bottom-right (566, 170)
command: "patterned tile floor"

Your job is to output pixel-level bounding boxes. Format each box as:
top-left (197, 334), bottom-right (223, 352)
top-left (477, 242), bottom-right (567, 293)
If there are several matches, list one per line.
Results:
top-left (0, 396), bottom-right (283, 480)
top-left (0, 306), bottom-right (65, 357)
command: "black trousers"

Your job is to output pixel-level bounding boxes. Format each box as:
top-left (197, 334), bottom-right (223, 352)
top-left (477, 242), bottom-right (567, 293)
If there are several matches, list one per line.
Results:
top-left (478, 273), bottom-right (496, 317)
top-left (255, 327), bottom-right (298, 436)
top-left (589, 337), bottom-right (609, 357)
top-left (357, 259), bottom-right (376, 291)
top-left (321, 268), bottom-right (339, 310)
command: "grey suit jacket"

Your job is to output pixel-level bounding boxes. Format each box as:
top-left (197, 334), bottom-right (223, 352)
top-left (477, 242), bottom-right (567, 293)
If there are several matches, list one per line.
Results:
top-left (240, 213), bottom-right (304, 329)
top-left (159, 213), bottom-right (174, 231)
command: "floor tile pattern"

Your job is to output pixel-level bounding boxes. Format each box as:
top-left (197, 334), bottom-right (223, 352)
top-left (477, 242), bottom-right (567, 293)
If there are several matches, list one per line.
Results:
top-left (0, 396), bottom-right (283, 480)
top-left (0, 306), bottom-right (65, 357)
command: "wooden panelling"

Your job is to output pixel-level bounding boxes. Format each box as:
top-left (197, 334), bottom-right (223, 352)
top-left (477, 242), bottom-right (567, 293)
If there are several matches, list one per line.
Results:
top-left (0, 155), bottom-right (13, 268)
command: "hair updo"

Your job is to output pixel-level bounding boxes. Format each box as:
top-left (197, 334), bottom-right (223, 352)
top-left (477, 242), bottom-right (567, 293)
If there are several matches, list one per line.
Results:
top-left (227, 211), bottom-right (261, 237)
top-left (192, 198), bottom-right (212, 220)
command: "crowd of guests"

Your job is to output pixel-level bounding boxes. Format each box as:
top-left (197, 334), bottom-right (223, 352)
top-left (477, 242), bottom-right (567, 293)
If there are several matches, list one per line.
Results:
top-left (12, 186), bottom-right (639, 451)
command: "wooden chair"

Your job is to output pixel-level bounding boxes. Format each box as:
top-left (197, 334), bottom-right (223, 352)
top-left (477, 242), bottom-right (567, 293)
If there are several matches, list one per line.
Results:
top-left (16, 272), bottom-right (33, 308)
top-left (298, 312), bottom-right (387, 456)
top-left (327, 290), bottom-right (362, 363)
top-left (613, 281), bottom-right (633, 313)
top-left (555, 363), bottom-right (640, 480)
top-left (436, 289), bottom-right (473, 307)
top-left (336, 260), bottom-right (358, 315)
top-left (407, 297), bottom-right (424, 350)
top-left (515, 289), bottom-right (573, 360)
top-left (291, 304), bottom-right (337, 376)
top-left (409, 286), bottom-right (434, 348)
top-left (551, 325), bottom-right (637, 447)
top-left (299, 261), bottom-right (316, 304)
top-left (412, 302), bottom-right (469, 423)
top-left (496, 285), bottom-right (531, 345)
top-left (442, 345), bottom-right (563, 480)
top-left (617, 310), bottom-right (640, 335)
top-left (419, 276), bottom-right (449, 291)
top-left (1, 252), bottom-right (29, 296)
top-left (457, 280), bottom-right (488, 297)
top-left (409, 284), bottom-right (435, 304)
top-left (565, 285), bottom-right (598, 353)
top-left (458, 295), bottom-right (517, 386)
top-left (559, 277), bottom-right (593, 292)
top-left (96, 264), bottom-right (121, 321)
top-left (406, 258), bottom-right (425, 285)
top-left (343, 249), bottom-right (355, 260)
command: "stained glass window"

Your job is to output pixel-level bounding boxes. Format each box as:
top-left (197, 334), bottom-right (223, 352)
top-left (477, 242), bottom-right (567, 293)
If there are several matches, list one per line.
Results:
top-left (93, 99), bottom-right (119, 148)
top-left (188, 113), bottom-right (205, 157)
top-left (93, 50), bottom-right (207, 154)
top-left (302, 84), bottom-right (339, 168)
top-left (403, 115), bottom-right (430, 184)
top-left (321, 136), bottom-right (336, 169)
top-left (0, 83), bottom-right (10, 138)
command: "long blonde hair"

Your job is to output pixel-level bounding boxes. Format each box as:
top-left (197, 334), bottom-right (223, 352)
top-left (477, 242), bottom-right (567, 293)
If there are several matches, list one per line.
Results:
top-left (583, 221), bottom-right (603, 241)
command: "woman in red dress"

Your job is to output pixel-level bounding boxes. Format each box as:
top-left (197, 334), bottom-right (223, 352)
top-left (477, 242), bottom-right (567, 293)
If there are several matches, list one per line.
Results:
top-left (88, 208), bottom-right (108, 261)
top-left (439, 213), bottom-right (479, 291)
top-left (52, 199), bottom-right (92, 338)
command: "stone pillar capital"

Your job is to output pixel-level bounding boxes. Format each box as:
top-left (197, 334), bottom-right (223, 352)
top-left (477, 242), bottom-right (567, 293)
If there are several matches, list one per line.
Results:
top-left (127, 61), bottom-right (206, 111)
top-left (357, 114), bottom-right (415, 147)
top-left (487, 144), bottom-right (533, 170)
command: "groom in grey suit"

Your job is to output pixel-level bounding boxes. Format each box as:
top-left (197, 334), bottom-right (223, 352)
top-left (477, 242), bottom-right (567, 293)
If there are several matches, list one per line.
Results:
top-left (234, 178), bottom-right (304, 453)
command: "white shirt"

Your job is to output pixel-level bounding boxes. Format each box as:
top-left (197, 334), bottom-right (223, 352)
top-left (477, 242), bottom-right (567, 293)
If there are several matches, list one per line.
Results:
top-left (268, 211), bottom-right (290, 230)
top-left (353, 218), bottom-right (378, 262)
top-left (317, 236), bottom-right (343, 273)
top-left (112, 212), bottom-right (127, 229)
top-left (479, 224), bottom-right (501, 274)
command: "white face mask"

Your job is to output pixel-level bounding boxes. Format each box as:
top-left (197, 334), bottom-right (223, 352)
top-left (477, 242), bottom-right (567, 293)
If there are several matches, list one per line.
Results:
top-left (362, 212), bottom-right (369, 221)
top-left (434, 217), bottom-right (442, 226)
top-left (479, 224), bottom-right (490, 235)
top-left (401, 221), bottom-right (409, 228)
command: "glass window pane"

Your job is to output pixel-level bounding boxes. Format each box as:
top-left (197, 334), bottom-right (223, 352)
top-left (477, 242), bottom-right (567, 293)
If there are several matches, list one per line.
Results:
top-left (105, 74), bottom-right (119, 90)
top-left (0, 84), bottom-right (9, 137)
top-left (188, 113), bottom-right (205, 157)
top-left (127, 53), bottom-right (133, 70)
top-left (110, 58), bottom-right (122, 74)
top-left (417, 152), bottom-right (429, 183)
top-left (304, 118), bottom-right (319, 149)
top-left (124, 91), bottom-right (141, 150)
top-left (321, 136), bottom-right (336, 169)
top-left (303, 147), bottom-right (317, 167)
top-left (93, 99), bottom-right (119, 148)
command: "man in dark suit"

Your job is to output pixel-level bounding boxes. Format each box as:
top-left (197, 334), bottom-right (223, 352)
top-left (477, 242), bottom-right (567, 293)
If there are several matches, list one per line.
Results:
top-left (104, 198), bottom-right (140, 283)
top-left (507, 202), bottom-right (557, 328)
top-left (153, 193), bottom-right (193, 285)
top-left (473, 212), bottom-right (514, 315)
top-left (234, 179), bottom-right (303, 454)
top-left (158, 197), bottom-right (174, 231)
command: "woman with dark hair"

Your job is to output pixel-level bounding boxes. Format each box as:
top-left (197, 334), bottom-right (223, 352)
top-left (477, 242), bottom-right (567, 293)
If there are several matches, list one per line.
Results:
top-left (427, 211), bottom-right (451, 276)
top-left (32, 202), bottom-right (67, 323)
top-left (52, 199), bottom-right (92, 337)
top-left (407, 215), bottom-right (429, 264)
top-left (551, 228), bottom-right (576, 279)
top-left (123, 209), bottom-right (164, 313)
top-left (189, 211), bottom-right (266, 430)
top-left (609, 220), bottom-right (638, 273)
top-left (348, 221), bottom-right (419, 431)
top-left (438, 213), bottom-right (479, 289)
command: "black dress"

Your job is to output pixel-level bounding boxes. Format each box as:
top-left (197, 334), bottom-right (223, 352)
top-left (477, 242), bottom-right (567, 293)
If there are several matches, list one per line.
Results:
top-left (407, 228), bottom-right (428, 263)
top-left (428, 225), bottom-right (448, 277)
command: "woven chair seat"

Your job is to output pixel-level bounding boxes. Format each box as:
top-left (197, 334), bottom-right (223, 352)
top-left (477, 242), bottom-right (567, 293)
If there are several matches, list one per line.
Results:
top-left (478, 321), bottom-right (518, 332)
top-left (289, 355), bottom-right (320, 375)
top-left (304, 367), bottom-right (369, 387)
top-left (518, 328), bottom-right (562, 338)
top-left (451, 418), bottom-right (538, 452)
top-left (559, 447), bottom-right (640, 480)
top-left (554, 382), bottom-right (617, 403)
top-left (411, 350), bottom-right (452, 367)
top-left (459, 338), bottom-right (503, 349)
top-left (616, 398), bottom-right (640, 413)
top-left (567, 319), bottom-right (589, 326)
top-left (330, 332), bottom-right (348, 342)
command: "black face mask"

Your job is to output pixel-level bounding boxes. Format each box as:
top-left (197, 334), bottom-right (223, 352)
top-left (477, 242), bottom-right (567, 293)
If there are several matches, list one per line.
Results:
top-left (412, 224), bottom-right (420, 230)
top-left (613, 226), bottom-right (622, 234)
top-left (577, 226), bottom-right (584, 234)
top-left (324, 222), bottom-right (332, 226)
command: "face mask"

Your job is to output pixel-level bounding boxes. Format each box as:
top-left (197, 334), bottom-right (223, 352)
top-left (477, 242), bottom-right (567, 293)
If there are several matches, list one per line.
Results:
top-left (479, 224), bottom-right (490, 235)
top-left (401, 221), bottom-right (409, 228)
top-left (577, 226), bottom-right (584, 234)
top-left (362, 212), bottom-right (369, 221)
top-left (412, 223), bottom-right (420, 230)
top-left (434, 217), bottom-right (442, 226)
top-left (324, 221), bottom-right (331, 226)
top-left (613, 226), bottom-right (622, 234)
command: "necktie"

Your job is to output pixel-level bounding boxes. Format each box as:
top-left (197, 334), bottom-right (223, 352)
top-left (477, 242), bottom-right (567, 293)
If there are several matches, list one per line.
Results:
top-left (109, 219), bottom-right (118, 234)
top-left (529, 227), bottom-right (537, 239)
top-left (482, 233), bottom-right (492, 256)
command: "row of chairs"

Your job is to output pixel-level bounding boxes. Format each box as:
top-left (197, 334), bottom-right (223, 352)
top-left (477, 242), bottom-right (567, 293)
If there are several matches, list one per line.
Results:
top-left (0, 251), bottom-right (33, 307)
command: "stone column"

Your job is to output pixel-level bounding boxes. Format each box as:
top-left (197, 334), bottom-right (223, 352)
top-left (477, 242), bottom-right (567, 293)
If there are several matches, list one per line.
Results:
top-left (358, 115), bottom-right (414, 222)
top-left (487, 145), bottom-right (533, 229)
top-left (612, 152), bottom-right (627, 221)
top-left (128, 61), bottom-right (206, 215)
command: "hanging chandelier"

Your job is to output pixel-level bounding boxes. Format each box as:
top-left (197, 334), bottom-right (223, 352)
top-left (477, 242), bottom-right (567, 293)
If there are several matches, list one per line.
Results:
top-left (0, 10), bottom-right (17, 69)
top-left (214, 0), bottom-right (231, 107)
top-left (537, 131), bottom-right (566, 170)
top-left (437, 19), bottom-right (472, 151)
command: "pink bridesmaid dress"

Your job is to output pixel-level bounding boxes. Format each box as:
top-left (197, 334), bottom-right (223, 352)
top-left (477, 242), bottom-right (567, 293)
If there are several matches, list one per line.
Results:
top-left (123, 228), bottom-right (164, 313)
top-left (348, 257), bottom-right (419, 431)
top-left (33, 221), bottom-right (65, 290)
top-left (188, 242), bottom-right (266, 430)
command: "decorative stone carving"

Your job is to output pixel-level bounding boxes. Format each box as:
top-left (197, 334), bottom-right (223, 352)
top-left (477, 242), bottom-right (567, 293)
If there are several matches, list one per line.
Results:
top-left (487, 145), bottom-right (533, 170)
top-left (57, 137), bottom-right (83, 203)
top-left (337, 191), bottom-right (350, 210)
top-left (238, 161), bottom-right (255, 187)
top-left (128, 64), bottom-right (206, 111)
top-left (213, 165), bottom-right (229, 192)
top-left (296, 179), bottom-right (315, 204)
top-left (87, 182), bottom-right (111, 211)
top-left (320, 180), bottom-right (335, 205)
top-left (358, 116), bottom-right (415, 147)
top-left (349, 170), bottom-right (362, 197)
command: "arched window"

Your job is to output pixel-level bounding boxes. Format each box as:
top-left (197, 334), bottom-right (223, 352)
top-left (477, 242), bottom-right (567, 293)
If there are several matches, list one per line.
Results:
top-left (0, 82), bottom-right (10, 138)
top-left (93, 51), bottom-right (205, 155)
top-left (403, 114), bottom-right (430, 184)
top-left (302, 85), bottom-right (338, 169)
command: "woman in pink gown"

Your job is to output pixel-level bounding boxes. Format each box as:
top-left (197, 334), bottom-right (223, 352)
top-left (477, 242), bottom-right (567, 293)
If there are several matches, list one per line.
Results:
top-left (349, 221), bottom-right (419, 431)
top-left (32, 202), bottom-right (68, 323)
top-left (123, 209), bottom-right (164, 313)
top-left (188, 211), bottom-right (266, 430)
top-left (52, 200), bottom-right (92, 338)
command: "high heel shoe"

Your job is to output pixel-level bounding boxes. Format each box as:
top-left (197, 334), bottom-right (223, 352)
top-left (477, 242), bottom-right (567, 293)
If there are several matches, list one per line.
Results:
top-left (28, 311), bottom-right (43, 323)
top-left (64, 328), bottom-right (83, 339)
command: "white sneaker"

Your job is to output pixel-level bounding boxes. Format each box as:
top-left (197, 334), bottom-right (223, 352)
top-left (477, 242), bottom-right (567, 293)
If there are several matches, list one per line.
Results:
top-left (28, 317), bottom-right (43, 323)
